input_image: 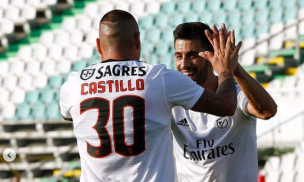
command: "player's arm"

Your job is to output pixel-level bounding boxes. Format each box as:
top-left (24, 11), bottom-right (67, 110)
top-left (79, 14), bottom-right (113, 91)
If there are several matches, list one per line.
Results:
top-left (191, 74), bottom-right (237, 116)
top-left (59, 79), bottom-right (73, 122)
top-left (193, 28), bottom-right (242, 116)
top-left (58, 104), bottom-right (73, 121)
top-left (217, 23), bottom-right (277, 119)
top-left (234, 64), bottom-right (277, 119)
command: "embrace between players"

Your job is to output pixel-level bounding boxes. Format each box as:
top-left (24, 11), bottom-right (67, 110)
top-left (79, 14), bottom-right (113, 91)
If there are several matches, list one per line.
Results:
top-left (59, 10), bottom-right (277, 182)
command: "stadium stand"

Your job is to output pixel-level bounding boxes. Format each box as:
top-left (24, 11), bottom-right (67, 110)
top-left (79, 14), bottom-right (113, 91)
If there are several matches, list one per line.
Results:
top-left (0, 0), bottom-right (304, 181)
top-left (259, 143), bottom-right (304, 182)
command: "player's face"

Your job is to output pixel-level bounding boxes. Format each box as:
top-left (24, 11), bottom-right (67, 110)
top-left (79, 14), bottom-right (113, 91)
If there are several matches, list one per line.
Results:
top-left (174, 39), bottom-right (210, 86)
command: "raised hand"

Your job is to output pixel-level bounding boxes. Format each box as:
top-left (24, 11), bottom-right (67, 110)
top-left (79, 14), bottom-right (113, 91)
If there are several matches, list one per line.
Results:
top-left (199, 24), bottom-right (242, 76)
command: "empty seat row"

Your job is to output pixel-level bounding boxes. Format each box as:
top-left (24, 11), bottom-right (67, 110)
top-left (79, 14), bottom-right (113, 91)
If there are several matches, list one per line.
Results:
top-left (264, 152), bottom-right (304, 170)
top-left (15, 101), bottom-right (62, 120)
top-left (139, 7), bottom-right (298, 33)
top-left (159, 0), bottom-right (304, 14)
top-left (0, 4), bottom-right (51, 23)
top-left (0, 85), bottom-right (60, 104)
top-left (265, 170), bottom-right (304, 182)
top-left (0, 0), bottom-right (75, 53)
top-left (0, 0), bottom-right (70, 9)
top-left (17, 43), bottom-right (94, 62)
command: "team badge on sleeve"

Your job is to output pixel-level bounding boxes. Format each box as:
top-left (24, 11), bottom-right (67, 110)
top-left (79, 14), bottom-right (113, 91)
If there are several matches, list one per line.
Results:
top-left (80, 69), bottom-right (95, 80)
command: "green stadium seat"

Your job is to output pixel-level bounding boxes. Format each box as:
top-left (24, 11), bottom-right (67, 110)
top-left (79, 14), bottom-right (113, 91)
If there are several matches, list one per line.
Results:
top-left (155, 41), bottom-right (170, 56)
top-left (238, 0), bottom-right (252, 10)
top-left (270, 8), bottom-right (283, 23)
top-left (226, 21), bottom-right (241, 42)
top-left (160, 1), bottom-right (176, 14)
top-left (92, 49), bottom-right (99, 57)
top-left (223, 0), bottom-right (237, 10)
top-left (16, 103), bottom-right (31, 120)
top-left (148, 55), bottom-right (159, 65)
top-left (256, 22), bottom-right (270, 35)
top-left (147, 28), bottom-right (161, 43)
top-left (46, 102), bottom-right (61, 120)
top-left (199, 10), bottom-right (212, 25)
top-left (300, 0), bottom-right (304, 7)
top-left (282, 0), bottom-right (296, 8)
top-left (68, 161), bottom-right (81, 168)
top-left (185, 12), bottom-right (199, 22)
top-left (155, 12), bottom-right (168, 28)
top-left (228, 10), bottom-right (241, 26)
top-left (192, 0), bottom-right (206, 13)
top-left (141, 44), bottom-right (154, 58)
top-left (242, 9), bottom-right (255, 25)
top-left (171, 13), bottom-right (184, 26)
top-left (138, 15), bottom-right (154, 29)
top-left (140, 28), bottom-right (146, 41)
top-left (161, 54), bottom-right (175, 69)
top-left (213, 10), bottom-right (227, 26)
top-left (25, 90), bottom-right (40, 105)
top-left (269, 0), bottom-right (282, 9)
top-left (41, 89), bottom-right (55, 104)
top-left (241, 25), bottom-right (255, 38)
top-left (207, 0), bottom-right (221, 11)
top-left (255, 9), bottom-right (269, 24)
top-left (227, 21), bottom-right (241, 33)
top-left (71, 60), bottom-right (87, 72)
top-left (48, 75), bottom-right (63, 89)
top-left (284, 7), bottom-right (297, 20)
top-left (254, 0), bottom-right (267, 9)
top-left (88, 57), bottom-right (100, 65)
top-left (176, 1), bottom-right (191, 13)
top-left (54, 91), bottom-right (60, 102)
top-left (161, 28), bottom-right (175, 43)
top-left (32, 102), bottom-right (46, 121)
top-left (41, 177), bottom-right (69, 182)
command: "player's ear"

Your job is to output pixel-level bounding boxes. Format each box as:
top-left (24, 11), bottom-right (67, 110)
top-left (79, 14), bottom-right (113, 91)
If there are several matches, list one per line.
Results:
top-left (96, 38), bottom-right (103, 57)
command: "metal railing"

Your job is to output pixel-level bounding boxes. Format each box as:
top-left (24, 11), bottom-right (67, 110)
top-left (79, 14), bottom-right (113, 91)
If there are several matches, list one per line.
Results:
top-left (257, 109), bottom-right (304, 140)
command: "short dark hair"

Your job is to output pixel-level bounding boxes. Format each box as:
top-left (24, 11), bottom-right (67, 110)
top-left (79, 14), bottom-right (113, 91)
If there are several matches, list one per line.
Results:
top-left (173, 22), bottom-right (214, 52)
top-left (100, 9), bottom-right (138, 29)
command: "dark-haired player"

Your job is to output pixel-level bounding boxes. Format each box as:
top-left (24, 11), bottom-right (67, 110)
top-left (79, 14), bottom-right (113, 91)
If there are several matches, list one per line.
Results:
top-left (171, 22), bottom-right (277, 182)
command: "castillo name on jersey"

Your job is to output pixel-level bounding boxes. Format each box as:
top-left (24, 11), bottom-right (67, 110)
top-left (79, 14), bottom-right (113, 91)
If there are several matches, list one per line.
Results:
top-left (81, 65), bottom-right (146, 95)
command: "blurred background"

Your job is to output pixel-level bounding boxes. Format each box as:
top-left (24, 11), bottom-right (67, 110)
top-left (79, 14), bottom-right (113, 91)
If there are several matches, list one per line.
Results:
top-left (0, 0), bottom-right (303, 181)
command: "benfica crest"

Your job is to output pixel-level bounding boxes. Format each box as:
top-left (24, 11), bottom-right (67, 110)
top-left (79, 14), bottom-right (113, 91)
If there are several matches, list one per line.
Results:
top-left (216, 118), bottom-right (229, 129)
top-left (80, 69), bottom-right (95, 80)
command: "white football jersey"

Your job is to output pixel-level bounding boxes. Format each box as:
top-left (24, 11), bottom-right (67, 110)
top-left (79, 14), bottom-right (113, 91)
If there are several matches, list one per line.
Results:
top-left (171, 85), bottom-right (258, 182)
top-left (60, 60), bottom-right (204, 182)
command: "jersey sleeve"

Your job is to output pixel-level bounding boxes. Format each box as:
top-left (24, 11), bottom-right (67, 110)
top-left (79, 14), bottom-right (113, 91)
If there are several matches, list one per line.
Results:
top-left (59, 78), bottom-right (72, 119)
top-left (162, 69), bottom-right (204, 109)
top-left (237, 89), bottom-right (254, 118)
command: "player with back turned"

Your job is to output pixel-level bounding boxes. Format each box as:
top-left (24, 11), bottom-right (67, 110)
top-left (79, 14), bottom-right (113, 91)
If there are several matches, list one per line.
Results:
top-left (59, 10), bottom-right (241, 182)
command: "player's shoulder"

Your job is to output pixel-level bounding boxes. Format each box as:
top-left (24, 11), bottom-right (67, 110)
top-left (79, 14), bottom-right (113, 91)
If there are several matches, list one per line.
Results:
top-left (150, 63), bottom-right (167, 72)
top-left (139, 61), bottom-right (165, 69)
top-left (140, 62), bottom-right (173, 75)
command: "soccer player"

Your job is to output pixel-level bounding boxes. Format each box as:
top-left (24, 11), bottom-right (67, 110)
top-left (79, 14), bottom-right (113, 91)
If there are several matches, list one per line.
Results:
top-left (171, 22), bottom-right (277, 182)
top-left (60, 10), bottom-right (240, 182)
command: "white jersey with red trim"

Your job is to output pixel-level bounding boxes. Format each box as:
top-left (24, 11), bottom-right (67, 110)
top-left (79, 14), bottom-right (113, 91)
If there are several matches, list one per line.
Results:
top-left (171, 85), bottom-right (258, 182)
top-left (59, 60), bottom-right (204, 182)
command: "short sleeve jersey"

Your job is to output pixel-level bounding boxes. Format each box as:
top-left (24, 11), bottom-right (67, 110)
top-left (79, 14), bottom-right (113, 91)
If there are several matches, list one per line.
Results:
top-left (59, 60), bottom-right (204, 182)
top-left (171, 85), bottom-right (257, 182)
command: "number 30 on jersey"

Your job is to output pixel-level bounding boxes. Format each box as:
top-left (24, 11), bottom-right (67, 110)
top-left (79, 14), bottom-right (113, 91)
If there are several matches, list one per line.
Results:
top-left (80, 95), bottom-right (146, 158)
